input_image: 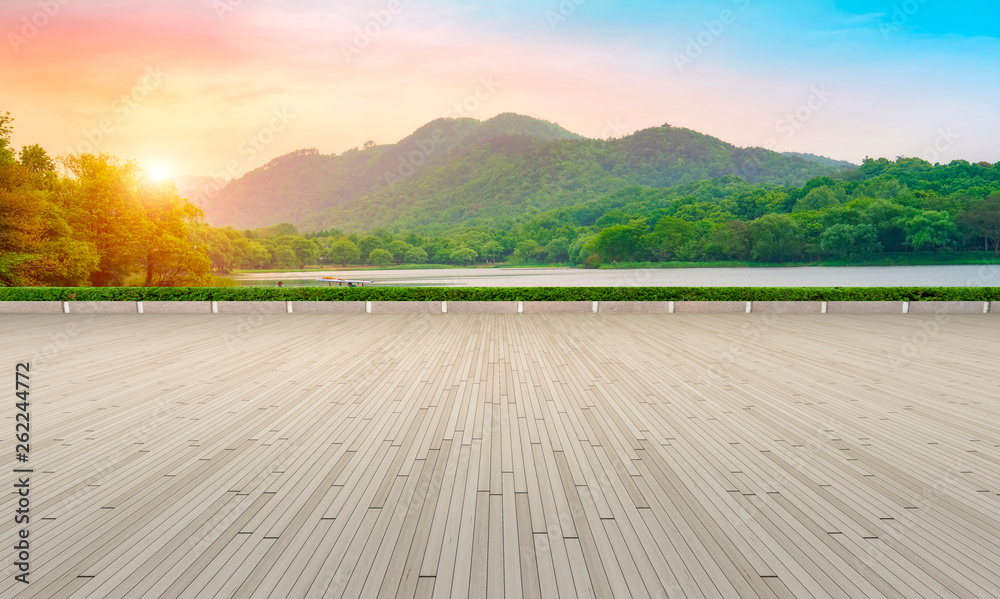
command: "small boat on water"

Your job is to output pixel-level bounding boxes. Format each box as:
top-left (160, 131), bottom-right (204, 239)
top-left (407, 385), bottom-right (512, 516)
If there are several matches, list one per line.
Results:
top-left (315, 276), bottom-right (374, 287)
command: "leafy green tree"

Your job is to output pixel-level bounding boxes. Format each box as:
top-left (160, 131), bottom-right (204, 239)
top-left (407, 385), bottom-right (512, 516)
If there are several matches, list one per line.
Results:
top-left (450, 246), bottom-right (478, 266)
top-left (59, 154), bottom-right (149, 286)
top-left (289, 237), bottom-right (320, 267)
top-left (139, 184), bottom-right (210, 286)
top-left (403, 245), bottom-right (428, 264)
top-left (648, 216), bottom-right (694, 261)
top-left (326, 239), bottom-right (360, 266)
top-left (750, 214), bottom-right (804, 262)
top-left (240, 241), bottom-right (271, 269)
top-left (514, 240), bottom-right (543, 263)
top-left (0, 111), bottom-right (15, 165)
top-left (568, 233), bottom-right (599, 265)
top-left (368, 247), bottom-right (393, 267)
top-left (433, 248), bottom-right (451, 264)
top-left (594, 223), bottom-right (646, 262)
top-left (904, 210), bottom-right (957, 251)
top-left (793, 186), bottom-right (840, 212)
top-left (387, 240), bottom-right (411, 265)
top-left (272, 245), bottom-right (299, 268)
top-left (481, 240), bottom-right (505, 262)
top-left (959, 194), bottom-right (1000, 256)
top-left (820, 224), bottom-right (882, 260)
top-left (358, 235), bottom-right (384, 262)
top-left (544, 237), bottom-right (569, 262)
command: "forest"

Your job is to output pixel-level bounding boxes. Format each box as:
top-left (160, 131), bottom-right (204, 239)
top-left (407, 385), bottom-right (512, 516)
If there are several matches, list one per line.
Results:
top-left (2, 110), bottom-right (1000, 287)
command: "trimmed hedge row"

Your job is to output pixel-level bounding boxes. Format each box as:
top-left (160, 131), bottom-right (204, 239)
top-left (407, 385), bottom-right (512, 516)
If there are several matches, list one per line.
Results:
top-left (1, 287), bottom-right (1000, 301)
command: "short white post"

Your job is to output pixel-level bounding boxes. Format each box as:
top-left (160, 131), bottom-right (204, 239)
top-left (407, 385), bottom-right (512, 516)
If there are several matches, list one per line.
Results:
top-left (746, 301), bottom-right (752, 313)
top-left (592, 301), bottom-right (599, 314)
top-left (62, 301), bottom-right (70, 314)
top-left (211, 301), bottom-right (218, 314)
top-left (137, 301), bottom-right (144, 314)
top-left (442, 301), bottom-right (448, 314)
top-left (366, 301), bottom-right (372, 314)
top-left (821, 302), bottom-right (828, 314)
top-left (286, 301), bottom-right (293, 314)
top-left (517, 301), bottom-right (523, 313)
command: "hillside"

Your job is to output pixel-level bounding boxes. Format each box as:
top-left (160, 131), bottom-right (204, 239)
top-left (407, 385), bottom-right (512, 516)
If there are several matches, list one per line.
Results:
top-left (783, 151), bottom-right (857, 170)
top-left (200, 114), bottom-right (839, 232)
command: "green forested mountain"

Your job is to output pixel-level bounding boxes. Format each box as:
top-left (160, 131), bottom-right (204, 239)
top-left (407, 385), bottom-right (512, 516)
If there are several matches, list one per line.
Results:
top-left (202, 114), bottom-right (838, 231)
top-left (782, 152), bottom-right (857, 170)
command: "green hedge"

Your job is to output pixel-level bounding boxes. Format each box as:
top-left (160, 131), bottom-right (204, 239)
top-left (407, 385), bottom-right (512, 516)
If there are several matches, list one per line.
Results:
top-left (1, 287), bottom-right (999, 301)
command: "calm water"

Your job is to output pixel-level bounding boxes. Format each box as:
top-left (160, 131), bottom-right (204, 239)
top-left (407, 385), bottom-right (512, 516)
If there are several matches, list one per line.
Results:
top-left (236, 264), bottom-right (1000, 287)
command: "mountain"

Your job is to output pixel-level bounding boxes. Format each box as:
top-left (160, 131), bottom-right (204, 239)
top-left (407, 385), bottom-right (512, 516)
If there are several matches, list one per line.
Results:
top-left (782, 151), bottom-right (857, 170)
top-left (199, 114), bottom-right (841, 232)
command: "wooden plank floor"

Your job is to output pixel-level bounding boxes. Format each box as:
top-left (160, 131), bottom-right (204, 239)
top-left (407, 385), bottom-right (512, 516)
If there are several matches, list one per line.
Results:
top-left (2, 313), bottom-right (999, 598)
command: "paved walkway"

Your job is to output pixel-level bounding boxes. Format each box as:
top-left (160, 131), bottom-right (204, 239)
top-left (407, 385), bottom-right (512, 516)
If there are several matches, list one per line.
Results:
top-left (1, 314), bottom-right (999, 598)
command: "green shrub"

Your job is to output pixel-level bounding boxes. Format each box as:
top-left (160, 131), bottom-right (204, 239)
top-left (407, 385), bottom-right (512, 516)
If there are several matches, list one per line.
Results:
top-left (1, 287), bottom-right (998, 301)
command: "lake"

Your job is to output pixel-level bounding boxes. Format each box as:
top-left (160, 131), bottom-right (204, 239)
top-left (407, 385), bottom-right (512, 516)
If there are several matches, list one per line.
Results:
top-left (235, 264), bottom-right (1000, 287)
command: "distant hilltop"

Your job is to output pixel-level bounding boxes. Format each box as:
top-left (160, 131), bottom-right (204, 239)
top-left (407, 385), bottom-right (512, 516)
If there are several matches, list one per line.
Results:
top-left (193, 113), bottom-right (846, 231)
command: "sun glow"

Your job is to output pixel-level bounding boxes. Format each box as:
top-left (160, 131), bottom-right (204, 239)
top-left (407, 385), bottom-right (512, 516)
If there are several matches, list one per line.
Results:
top-left (146, 162), bottom-right (172, 183)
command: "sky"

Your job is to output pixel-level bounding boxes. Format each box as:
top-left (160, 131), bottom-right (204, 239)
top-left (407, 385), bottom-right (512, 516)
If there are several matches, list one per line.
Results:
top-left (2, 0), bottom-right (998, 179)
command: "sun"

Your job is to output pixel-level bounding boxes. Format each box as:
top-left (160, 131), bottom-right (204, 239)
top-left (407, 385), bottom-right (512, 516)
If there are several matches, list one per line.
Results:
top-left (146, 162), bottom-right (172, 183)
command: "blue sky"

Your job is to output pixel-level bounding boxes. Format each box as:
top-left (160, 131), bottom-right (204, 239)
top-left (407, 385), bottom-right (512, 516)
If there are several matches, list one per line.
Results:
top-left (3, 0), bottom-right (997, 177)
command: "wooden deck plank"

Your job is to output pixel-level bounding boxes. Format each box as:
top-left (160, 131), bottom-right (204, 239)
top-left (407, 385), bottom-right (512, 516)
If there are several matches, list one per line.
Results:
top-left (2, 313), bottom-right (999, 598)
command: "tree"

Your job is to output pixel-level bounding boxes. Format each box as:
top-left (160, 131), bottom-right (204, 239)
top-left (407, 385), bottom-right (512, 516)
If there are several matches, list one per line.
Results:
top-left (648, 216), bottom-right (694, 261)
top-left (793, 186), bottom-right (840, 212)
top-left (138, 183), bottom-right (210, 286)
top-left (387, 240), bottom-right (411, 265)
top-left (0, 111), bottom-right (15, 165)
top-left (820, 224), bottom-right (882, 260)
top-left (450, 246), bottom-right (478, 266)
top-left (363, 140), bottom-right (376, 150)
top-left (959, 195), bottom-right (1000, 256)
top-left (326, 239), bottom-right (360, 266)
top-left (594, 223), bottom-right (646, 263)
top-left (481, 240), bottom-right (504, 262)
top-left (272, 245), bottom-right (299, 268)
top-left (568, 233), bottom-right (598, 265)
top-left (749, 214), bottom-right (804, 262)
top-left (368, 248), bottom-right (393, 268)
top-left (904, 210), bottom-right (957, 252)
top-left (403, 246), bottom-right (428, 264)
top-left (514, 240), bottom-right (543, 262)
top-left (357, 235), bottom-right (383, 262)
top-left (544, 237), bottom-right (569, 262)
top-left (59, 153), bottom-right (149, 286)
top-left (289, 237), bottom-right (320, 267)
top-left (242, 241), bottom-right (271, 269)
